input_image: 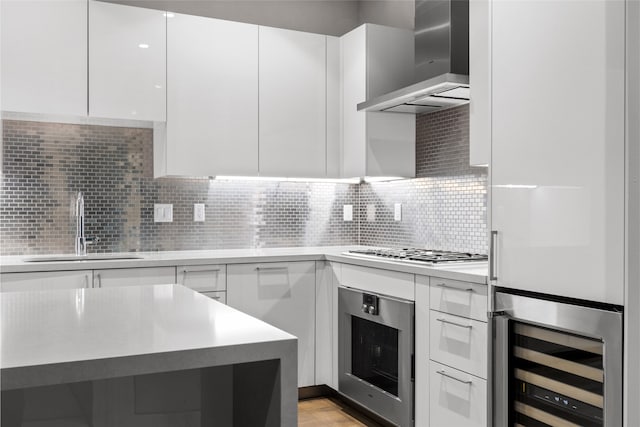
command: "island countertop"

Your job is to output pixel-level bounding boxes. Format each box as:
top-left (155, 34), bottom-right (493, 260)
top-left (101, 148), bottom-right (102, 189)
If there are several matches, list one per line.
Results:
top-left (1, 284), bottom-right (297, 391)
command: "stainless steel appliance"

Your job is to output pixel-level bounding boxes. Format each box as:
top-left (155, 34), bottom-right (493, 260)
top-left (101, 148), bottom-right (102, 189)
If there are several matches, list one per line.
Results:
top-left (338, 286), bottom-right (414, 426)
top-left (492, 290), bottom-right (623, 426)
top-left (345, 248), bottom-right (488, 265)
top-left (358, 0), bottom-right (470, 114)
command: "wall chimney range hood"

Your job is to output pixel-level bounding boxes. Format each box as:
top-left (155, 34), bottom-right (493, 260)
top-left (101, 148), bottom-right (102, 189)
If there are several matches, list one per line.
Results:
top-left (358, 0), bottom-right (469, 114)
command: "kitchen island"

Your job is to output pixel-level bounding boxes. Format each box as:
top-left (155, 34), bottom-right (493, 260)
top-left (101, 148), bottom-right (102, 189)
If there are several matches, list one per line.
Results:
top-left (0, 284), bottom-right (298, 427)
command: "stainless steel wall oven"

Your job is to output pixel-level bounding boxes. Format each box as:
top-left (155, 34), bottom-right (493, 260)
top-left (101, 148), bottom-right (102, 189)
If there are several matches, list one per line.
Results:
top-left (338, 286), bottom-right (414, 427)
top-left (492, 290), bottom-right (623, 426)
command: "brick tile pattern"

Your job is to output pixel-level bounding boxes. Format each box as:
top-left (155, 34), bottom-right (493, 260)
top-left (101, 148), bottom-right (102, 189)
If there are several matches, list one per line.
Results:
top-left (0, 120), bottom-right (358, 255)
top-left (359, 105), bottom-right (489, 254)
top-left (1, 105), bottom-right (487, 256)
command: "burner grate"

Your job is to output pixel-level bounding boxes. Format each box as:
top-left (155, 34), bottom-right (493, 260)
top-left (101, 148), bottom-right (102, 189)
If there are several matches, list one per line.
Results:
top-left (347, 248), bottom-right (488, 264)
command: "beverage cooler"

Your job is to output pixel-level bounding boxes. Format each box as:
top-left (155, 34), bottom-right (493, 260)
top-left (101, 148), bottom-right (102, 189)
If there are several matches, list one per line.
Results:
top-left (492, 291), bottom-right (623, 426)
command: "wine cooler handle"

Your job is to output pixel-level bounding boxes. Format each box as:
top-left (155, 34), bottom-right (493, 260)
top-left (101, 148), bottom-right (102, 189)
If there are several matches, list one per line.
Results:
top-left (491, 311), bottom-right (510, 427)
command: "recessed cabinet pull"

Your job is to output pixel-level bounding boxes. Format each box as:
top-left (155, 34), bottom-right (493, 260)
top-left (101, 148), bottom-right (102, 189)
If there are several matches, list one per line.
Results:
top-left (436, 318), bottom-right (473, 329)
top-left (437, 283), bottom-right (474, 292)
top-left (436, 370), bottom-right (472, 385)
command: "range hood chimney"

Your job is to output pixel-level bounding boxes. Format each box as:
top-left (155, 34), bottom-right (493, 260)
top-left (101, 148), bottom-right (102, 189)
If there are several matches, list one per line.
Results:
top-left (358, 0), bottom-right (469, 114)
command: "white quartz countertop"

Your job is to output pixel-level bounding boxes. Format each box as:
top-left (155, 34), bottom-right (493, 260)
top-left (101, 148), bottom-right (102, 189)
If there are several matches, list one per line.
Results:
top-left (1, 246), bottom-right (488, 284)
top-left (1, 284), bottom-right (297, 390)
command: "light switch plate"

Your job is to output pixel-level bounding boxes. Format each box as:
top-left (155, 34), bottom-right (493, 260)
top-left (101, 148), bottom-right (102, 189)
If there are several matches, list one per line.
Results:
top-left (194, 203), bottom-right (205, 222)
top-left (343, 205), bottom-right (353, 221)
top-left (394, 203), bottom-right (402, 221)
top-left (154, 204), bottom-right (173, 222)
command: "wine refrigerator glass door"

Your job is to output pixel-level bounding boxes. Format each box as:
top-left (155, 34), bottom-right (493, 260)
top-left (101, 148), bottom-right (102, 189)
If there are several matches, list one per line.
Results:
top-left (493, 291), bottom-right (622, 427)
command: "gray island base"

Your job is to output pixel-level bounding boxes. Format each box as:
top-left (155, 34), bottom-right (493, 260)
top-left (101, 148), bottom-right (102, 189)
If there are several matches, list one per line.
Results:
top-left (1, 284), bottom-right (298, 426)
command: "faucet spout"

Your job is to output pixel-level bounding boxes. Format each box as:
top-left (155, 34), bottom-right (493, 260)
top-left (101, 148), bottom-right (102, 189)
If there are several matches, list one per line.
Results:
top-left (75, 192), bottom-right (86, 256)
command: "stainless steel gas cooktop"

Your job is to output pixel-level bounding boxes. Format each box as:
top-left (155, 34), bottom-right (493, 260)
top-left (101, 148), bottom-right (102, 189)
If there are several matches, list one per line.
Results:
top-left (345, 248), bottom-right (488, 265)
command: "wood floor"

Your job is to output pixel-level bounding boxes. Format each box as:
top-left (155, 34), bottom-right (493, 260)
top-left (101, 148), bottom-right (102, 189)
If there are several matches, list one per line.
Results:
top-left (298, 397), bottom-right (384, 427)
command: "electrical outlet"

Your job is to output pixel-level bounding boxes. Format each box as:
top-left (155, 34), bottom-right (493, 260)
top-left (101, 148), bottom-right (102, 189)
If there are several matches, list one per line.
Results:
top-left (194, 203), bottom-right (205, 222)
top-left (394, 203), bottom-right (402, 221)
top-left (343, 205), bottom-right (353, 221)
top-left (367, 204), bottom-right (376, 222)
top-left (154, 204), bottom-right (173, 223)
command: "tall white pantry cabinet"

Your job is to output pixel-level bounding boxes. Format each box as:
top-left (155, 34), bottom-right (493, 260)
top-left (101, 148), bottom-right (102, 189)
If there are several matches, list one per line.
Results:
top-left (469, 0), bottom-right (639, 424)
top-left (470, 0), bottom-right (626, 304)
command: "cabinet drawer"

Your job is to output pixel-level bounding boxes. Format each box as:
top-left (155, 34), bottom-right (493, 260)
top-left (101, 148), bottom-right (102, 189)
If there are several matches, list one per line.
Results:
top-left (430, 277), bottom-right (487, 321)
top-left (1, 270), bottom-right (91, 292)
top-left (177, 265), bottom-right (226, 292)
top-left (201, 291), bottom-right (226, 305)
top-left (93, 267), bottom-right (176, 288)
top-left (429, 311), bottom-right (488, 378)
top-left (340, 263), bottom-right (414, 301)
top-left (429, 360), bottom-right (487, 427)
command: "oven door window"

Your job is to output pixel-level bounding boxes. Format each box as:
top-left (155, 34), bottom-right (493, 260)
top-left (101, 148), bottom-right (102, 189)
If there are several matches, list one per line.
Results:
top-left (351, 315), bottom-right (399, 397)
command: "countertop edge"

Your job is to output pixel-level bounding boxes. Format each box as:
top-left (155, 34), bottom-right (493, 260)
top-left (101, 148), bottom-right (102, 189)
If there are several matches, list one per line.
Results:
top-left (1, 247), bottom-right (488, 284)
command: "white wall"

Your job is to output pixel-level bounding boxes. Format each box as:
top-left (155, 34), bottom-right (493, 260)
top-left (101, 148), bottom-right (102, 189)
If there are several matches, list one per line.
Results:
top-left (103, 0), bottom-right (360, 36)
top-left (358, 0), bottom-right (414, 30)
top-left (625, 0), bottom-right (640, 424)
top-left (103, 0), bottom-right (416, 36)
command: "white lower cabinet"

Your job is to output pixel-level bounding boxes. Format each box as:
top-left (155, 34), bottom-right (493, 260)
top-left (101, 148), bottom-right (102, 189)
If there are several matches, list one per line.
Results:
top-left (416, 275), bottom-right (488, 427)
top-left (201, 291), bottom-right (226, 304)
top-left (177, 265), bottom-right (226, 292)
top-left (93, 267), bottom-right (176, 288)
top-left (429, 360), bottom-right (487, 427)
top-left (0, 270), bottom-right (92, 292)
top-left (429, 311), bottom-right (487, 379)
top-left (227, 261), bottom-right (316, 387)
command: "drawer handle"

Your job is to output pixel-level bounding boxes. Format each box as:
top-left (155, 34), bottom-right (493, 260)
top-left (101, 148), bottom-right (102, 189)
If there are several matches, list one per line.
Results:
top-left (437, 283), bottom-right (474, 292)
top-left (209, 295), bottom-right (221, 300)
top-left (436, 370), bottom-right (472, 385)
top-left (255, 266), bottom-right (288, 271)
top-left (183, 268), bottom-right (221, 274)
top-left (96, 273), bottom-right (102, 288)
top-left (436, 318), bottom-right (473, 329)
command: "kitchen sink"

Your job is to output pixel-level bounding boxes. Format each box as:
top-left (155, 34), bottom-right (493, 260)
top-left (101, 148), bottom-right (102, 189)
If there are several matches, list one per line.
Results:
top-left (23, 254), bottom-right (144, 262)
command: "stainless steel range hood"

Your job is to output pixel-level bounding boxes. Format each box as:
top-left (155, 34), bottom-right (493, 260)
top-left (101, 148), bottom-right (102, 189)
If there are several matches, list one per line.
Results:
top-left (358, 0), bottom-right (469, 114)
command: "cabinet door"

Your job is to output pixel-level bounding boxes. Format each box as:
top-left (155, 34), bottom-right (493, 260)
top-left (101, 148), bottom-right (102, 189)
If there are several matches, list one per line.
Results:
top-left (93, 267), bottom-right (176, 288)
top-left (89, 1), bottom-right (166, 121)
top-left (227, 261), bottom-right (316, 387)
top-left (340, 24), bottom-right (415, 179)
top-left (468, 0), bottom-right (491, 167)
top-left (429, 360), bottom-right (487, 427)
top-left (0, 0), bottom-right (87, 116)
top-left (177, 265), bottom-right (226, 292)
top-left (165, 15), bottom-right (258, 177)
top-left (1, 270), bottom-right (91, 292)
top-left (491, 0), bottom-right (625, 304)
top-left (259, 27), bottom-right (327, 178)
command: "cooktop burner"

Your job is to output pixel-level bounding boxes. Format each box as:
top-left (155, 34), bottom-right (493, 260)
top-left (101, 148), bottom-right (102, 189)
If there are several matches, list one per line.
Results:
top-left (345, 248), bottom-right (488, 265)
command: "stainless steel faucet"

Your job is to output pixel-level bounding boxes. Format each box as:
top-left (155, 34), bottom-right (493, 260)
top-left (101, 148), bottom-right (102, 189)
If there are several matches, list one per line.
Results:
top-left (75, 192), bottom-right (99, 256)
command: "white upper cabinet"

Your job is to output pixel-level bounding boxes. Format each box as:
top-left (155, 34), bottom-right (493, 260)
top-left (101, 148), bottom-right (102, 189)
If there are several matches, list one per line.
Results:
top-left (161, 15), bottom-right (259, 177)
top-left (490, 0), bottom-right (625, 304)
top-left (1, 0), bottom-right (88, 116)
top-left (341, 24), bottom-right (415, 179)
top-left (89, 1), bottom-right (166, 121)
top-left (468, 0), bottom-right (490, 167)
top-left (258, 27), bottom-right (327, 178)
